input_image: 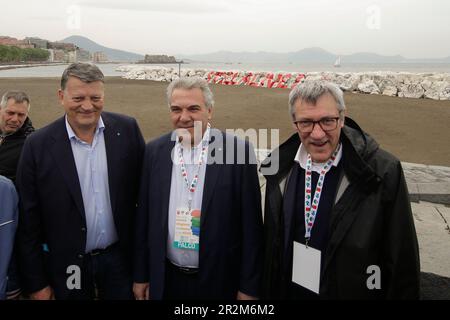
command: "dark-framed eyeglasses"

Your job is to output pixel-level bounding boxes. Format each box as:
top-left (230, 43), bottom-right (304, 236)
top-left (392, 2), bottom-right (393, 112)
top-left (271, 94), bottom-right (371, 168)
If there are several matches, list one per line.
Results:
top-left (293, 117), bottom-right (340, 133)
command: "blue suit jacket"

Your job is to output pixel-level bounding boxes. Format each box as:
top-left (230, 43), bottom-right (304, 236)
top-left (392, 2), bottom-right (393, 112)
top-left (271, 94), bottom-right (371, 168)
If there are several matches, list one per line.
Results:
top-left (134, 129), bottom-right (263, 299)
top-left (16, 112), bottom-right (145, 298)
top-left (0, 176), bottom-right (18, 300)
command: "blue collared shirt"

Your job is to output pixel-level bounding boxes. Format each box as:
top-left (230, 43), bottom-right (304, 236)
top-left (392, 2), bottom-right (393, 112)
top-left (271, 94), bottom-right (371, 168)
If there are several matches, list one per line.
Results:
top-left (65, 116), bottom-right (118, 253)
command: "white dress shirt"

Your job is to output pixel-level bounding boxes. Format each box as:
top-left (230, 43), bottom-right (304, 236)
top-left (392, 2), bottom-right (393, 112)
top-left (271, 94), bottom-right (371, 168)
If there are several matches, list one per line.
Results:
top-left (167, 135), bottom-right (209, 268)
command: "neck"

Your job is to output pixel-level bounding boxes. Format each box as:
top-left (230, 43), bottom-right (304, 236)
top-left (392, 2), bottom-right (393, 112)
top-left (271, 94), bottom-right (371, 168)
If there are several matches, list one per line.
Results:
top-left (71, 124), bottom-right (96, 144)
top-left (311, 158), bottom-right (327, 165)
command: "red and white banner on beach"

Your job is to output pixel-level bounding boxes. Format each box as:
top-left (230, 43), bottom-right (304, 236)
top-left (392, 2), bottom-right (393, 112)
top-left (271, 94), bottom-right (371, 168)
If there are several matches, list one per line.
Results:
top-left (206, 71), bottom-right (306, 89)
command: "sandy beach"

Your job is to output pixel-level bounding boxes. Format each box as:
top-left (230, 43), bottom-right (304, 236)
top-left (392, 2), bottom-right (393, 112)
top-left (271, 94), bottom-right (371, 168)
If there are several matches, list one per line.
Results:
top-left (1, 76), bottom-right (449, 166)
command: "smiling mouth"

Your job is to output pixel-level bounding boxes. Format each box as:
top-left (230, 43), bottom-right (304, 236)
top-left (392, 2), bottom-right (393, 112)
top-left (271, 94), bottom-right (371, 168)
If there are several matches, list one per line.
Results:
top-left (311, 141), bottom-right (328, 147)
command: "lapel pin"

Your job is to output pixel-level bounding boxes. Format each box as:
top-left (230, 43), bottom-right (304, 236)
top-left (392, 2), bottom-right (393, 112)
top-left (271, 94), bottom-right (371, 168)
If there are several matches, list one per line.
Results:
top-left (117, 132), bottom-right (121, 136)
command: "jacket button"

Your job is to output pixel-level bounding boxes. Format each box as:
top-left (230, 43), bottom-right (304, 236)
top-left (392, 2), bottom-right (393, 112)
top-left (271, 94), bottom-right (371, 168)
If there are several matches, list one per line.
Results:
top-left (81, 227), bottom-right (86, 232)
top-left (78, 254), bottom-right (84, 259)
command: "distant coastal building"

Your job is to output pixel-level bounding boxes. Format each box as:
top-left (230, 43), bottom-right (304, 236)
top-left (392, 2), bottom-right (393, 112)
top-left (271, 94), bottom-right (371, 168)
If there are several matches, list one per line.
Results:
top-left (47, 49), bottom-right (66, 62)
top-left (77, 48), bottom-right (91, 62)
top-left (0, 35), bottom-right (99, 64)
top-left (141, 54), bottom-right (178, 64)
top-left (93, 51), bottom-right (108, 63)
top-left (25, 37), bottom-right (49, 49)
top-left (48, 41), bottom-right (77, 52)
top-left (0, 36), bottom-right (34, 49)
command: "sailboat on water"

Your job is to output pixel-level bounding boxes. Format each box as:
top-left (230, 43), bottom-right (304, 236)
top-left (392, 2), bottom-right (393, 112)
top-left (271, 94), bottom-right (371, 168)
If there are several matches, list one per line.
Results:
top-left (334, 56), bottom-right (341, 68)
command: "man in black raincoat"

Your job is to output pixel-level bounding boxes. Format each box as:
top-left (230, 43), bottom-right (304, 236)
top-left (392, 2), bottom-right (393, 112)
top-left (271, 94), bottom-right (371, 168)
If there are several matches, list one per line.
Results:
top-left (261, 80), bottom-right (420, 299)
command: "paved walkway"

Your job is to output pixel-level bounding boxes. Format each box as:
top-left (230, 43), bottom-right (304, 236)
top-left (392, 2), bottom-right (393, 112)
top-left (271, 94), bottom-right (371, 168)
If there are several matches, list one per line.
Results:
top-left (404, 162), bottom-right (450, 205)
top-left (256, 150), bottom-right (450, 281)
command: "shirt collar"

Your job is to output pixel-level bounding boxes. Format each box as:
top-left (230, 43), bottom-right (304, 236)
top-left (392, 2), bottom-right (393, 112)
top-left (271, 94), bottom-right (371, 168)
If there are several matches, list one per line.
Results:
top-left (294, 142), bottom-right (343, 173)
top-left (65, 115), bottom-right (105, 141)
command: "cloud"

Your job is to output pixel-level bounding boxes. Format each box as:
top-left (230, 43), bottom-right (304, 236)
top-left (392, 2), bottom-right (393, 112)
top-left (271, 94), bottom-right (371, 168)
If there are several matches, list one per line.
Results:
top-left (79, 0), bottom-right (230, 14)
top-left (28, 16), bottom-right (62, 22)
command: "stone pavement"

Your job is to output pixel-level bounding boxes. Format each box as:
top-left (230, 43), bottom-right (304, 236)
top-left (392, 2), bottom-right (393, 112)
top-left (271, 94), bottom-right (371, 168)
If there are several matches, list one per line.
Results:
top-left (255, 150), bottom-right (450, 292)
top-left (404, 162), bottom-right (450, 205)
top-left (402, 163), bottom-right (450, 280)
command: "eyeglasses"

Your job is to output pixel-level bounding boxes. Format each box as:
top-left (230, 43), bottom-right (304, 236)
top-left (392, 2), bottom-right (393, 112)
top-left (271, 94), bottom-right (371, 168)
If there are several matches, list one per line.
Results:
top-left (293, 117), bottom-right (340, 133)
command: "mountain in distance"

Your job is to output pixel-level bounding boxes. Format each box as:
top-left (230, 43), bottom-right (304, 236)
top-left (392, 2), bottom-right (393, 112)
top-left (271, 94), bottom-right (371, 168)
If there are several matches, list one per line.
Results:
top-left (59, 36), bottom-right (450, 64)
top-left (61, 35), bottom-right (144, 62)
top-left (178, 47), bottom-right (450, 64)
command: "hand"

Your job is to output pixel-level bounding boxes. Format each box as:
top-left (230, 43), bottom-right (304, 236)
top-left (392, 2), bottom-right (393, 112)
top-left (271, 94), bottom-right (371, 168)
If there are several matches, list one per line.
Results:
top-left (30, 286), bottom-right (54, 300)
top-left (237, 290), bottom-right (258, 300)
top-left (133, 282), bottom-right (150, 300)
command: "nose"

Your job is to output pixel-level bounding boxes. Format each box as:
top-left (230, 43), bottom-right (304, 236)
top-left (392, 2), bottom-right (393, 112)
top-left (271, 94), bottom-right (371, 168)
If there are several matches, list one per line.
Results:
top-left (81, 99), bottom-right (94, 110)
top-left (179, 109), bottom-right (191, 122)
top-left (10, 114), bottom-right (19, 123)
top-left (309, 122), bottom-right (326, 139)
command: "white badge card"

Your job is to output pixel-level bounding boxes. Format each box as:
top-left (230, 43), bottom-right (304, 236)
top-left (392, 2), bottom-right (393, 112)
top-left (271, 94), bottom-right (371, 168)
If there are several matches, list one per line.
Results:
top-left (173, 208), bottom-right (200, 251)
top-left (292, 241), bottom-right (321, 294)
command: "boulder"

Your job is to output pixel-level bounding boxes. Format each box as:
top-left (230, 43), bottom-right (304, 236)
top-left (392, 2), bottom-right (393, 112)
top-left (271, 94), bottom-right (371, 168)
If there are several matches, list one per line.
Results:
top-left (357, 80), bottom-right (380, 94)
top-left (421, 79), bottom-right (433, 91)
top-left (338, 74), bottom-right (361, 91)
top-left (398, 84), bottom-right (424, 99)
top-left (378, 78), bottom-right (398, 96)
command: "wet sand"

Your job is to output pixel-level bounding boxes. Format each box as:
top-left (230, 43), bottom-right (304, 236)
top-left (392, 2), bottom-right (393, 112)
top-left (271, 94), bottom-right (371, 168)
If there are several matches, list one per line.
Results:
top-left (1, 77), bottom-right (449, 166)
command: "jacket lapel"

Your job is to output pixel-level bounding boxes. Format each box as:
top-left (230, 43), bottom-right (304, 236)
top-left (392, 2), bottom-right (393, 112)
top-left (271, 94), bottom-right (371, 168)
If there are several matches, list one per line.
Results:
top-left (160, 136), bottom-right (175, 232)
top-left (200, 130), bottom-right (223, 228)
top-left (50, 117), bottom-right (86, 223)
top-left (103, 114), bottom-right (122, 217)
top-left (281, 167), bottom-right (298, 257)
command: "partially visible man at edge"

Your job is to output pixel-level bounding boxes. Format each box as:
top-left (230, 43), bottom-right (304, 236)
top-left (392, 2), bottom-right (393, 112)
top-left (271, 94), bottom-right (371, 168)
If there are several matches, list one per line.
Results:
top-left (0, 90), bottom-right (35, 300)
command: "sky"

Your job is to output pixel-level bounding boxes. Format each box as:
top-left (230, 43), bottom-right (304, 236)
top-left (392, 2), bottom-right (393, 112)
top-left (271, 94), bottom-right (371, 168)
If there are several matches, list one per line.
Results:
top-left (2, 0), bottom-right (450, 58)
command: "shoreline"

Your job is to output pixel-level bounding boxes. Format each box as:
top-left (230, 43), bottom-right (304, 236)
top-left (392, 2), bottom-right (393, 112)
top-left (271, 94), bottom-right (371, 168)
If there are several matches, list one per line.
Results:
top-left (0, 62), bottom-right (66, 71)
top-left (118, 66), bottom-right (450, 100)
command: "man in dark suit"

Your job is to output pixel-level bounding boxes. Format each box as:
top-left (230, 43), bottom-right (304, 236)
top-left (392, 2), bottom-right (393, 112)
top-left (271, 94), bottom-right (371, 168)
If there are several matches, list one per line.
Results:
top-left (133, 77), bottom-right (263, 300)
top-left (16, 63), bottom-right (145, 300)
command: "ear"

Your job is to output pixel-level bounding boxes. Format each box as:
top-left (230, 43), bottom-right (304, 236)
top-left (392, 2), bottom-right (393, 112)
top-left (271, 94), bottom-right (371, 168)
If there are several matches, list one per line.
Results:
top-left (207, 107), bottom-right (213, 120)
top-left (340, 110), bottom-right (346, 127)
top-left (58, 89), bottom-right (65, 105)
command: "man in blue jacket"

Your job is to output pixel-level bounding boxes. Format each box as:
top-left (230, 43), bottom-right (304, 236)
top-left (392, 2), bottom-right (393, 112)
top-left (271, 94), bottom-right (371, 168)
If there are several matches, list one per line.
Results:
top-left (0, 176), bottom-right (18, 300)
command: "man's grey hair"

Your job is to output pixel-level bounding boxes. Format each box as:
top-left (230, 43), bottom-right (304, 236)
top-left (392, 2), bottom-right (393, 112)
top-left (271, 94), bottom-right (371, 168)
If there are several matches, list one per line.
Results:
top-left (60, 63), bottom-right (105, 90)
top-left (288, 80), bottom-right (346, 120)
top-left (0, 91), bottom-right (31, 111)
top-left (167, 77), bottom-right (214, 109)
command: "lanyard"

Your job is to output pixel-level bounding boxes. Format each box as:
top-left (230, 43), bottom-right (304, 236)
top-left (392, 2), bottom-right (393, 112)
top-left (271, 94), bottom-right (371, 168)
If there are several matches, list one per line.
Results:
top-left (177, 124), bottom-right (210, 210)
top-left (304, 144), bottom-right (341, 246)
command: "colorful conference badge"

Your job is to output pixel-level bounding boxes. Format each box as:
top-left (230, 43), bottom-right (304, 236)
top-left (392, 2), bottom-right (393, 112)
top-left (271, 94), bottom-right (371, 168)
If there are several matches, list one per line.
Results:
top-left (174, 208), bottom-right (201, 251)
